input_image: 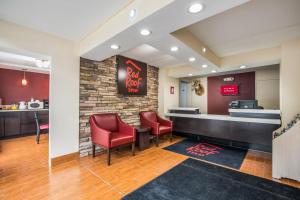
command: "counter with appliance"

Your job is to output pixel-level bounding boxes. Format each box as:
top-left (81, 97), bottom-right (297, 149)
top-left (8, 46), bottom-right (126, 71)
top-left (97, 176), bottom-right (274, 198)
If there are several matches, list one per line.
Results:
top-left (165, 111), bottom-right (281, 152)
top-left (0, 109), bottom-right (49, 139)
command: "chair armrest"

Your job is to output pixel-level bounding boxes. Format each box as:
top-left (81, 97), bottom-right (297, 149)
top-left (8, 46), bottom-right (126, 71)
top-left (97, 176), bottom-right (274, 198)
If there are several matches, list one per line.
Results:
top-left (117, 117), bottom-right (136, 141)
top-left (140, 116), bottom-right (159, 134)
top-left (157, 116), bottom-right (173, 127)
top-left (89, 117), bottom-right (111, 148)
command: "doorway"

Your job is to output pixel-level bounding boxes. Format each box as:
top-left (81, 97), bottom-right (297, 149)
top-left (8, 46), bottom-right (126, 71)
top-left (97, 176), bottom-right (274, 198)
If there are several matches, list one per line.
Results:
top-left (0, 49), bottom-right (50, 167)
top-left (179, 81), bottom-right (188, 107)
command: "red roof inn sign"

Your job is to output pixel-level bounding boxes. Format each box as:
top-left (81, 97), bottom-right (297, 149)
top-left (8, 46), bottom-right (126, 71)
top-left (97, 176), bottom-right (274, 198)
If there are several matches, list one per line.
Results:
top-left (117, 55), bottom-right (147, 95)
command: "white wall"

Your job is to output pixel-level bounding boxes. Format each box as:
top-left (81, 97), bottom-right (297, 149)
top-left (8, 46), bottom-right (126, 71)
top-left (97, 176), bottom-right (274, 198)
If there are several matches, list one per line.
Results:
top-left (186, 78), bottom-right (208, 114)
top-left (280, 37), bottom-right (300, 127)
top-left (255, 66), bottom-right (280, 109)
top-left (0, 20), bottom-right (80, 160)
top-left (158, 67), bottom-right (179, 117)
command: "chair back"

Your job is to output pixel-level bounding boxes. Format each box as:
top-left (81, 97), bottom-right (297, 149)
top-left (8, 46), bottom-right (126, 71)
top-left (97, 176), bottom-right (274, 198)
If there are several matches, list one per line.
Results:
top-left (91, 113), bottom-right (119, 132)
top-left (140, 111), bottom-right (157, 122)
top-left (34, 111), bottom-right (40, 131)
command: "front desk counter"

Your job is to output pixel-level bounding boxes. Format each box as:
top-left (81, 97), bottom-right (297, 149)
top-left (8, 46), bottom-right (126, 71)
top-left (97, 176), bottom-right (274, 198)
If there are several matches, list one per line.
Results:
top-left (165, 112), bottom-right (281, 152)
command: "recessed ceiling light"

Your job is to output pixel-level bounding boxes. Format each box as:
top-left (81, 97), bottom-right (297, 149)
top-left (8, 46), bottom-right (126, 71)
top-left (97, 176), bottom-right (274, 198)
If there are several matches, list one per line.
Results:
top-left (35, 59), bottom-right (50, 68)
top-left (129, 9), bottom-right (136, 19)
top-left (202, 64), bottom-right (208, 68)
top-left (188, 3), bottom-right (204, 14)
top-left (189, 57), bottom-right (196, 62)
top-left (188, 73), bottom-right (193, 76)
top-left (170, 46), bottom-right (179, 52)
top-left (110, 44), bottom-right (120, 50)
top-left (202, 47), bottom-right (206, 53)
top-left (212, 70), bottom-right (217, 73)
top-left (140, 29), bottom-right (151, 36)
top-left (240, 65), bottom-right (247, 69)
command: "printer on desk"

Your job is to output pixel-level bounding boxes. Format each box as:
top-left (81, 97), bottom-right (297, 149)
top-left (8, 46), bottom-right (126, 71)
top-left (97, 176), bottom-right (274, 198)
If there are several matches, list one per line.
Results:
top-left (229, 100), bottom-right (263, 109)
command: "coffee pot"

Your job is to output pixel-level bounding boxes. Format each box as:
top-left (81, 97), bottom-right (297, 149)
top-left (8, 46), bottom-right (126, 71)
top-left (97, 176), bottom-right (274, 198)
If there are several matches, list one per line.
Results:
top-left (19, 101), bottom-right (27, 110)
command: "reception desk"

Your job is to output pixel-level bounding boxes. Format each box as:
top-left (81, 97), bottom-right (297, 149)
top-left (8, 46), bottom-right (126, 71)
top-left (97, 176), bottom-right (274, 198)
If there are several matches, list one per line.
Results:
top-left (166, 110), bottom-right (281, 152)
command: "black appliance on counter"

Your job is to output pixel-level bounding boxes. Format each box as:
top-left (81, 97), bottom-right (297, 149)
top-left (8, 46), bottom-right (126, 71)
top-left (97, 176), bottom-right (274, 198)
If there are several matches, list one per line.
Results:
top-left (43, 99), bottom-right (49, 109)
top-left (229, 100), bottom-right (262, 109)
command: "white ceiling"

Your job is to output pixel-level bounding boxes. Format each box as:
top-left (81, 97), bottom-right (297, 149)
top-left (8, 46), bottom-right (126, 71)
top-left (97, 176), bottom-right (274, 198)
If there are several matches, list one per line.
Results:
top-left (0, 0), bottom-right (250, 72)
top-left (188, 0), bottom-right (300, 57)
top-left (0, 50), bottom-right (50, 74)
top-left (2, 0), bottom-right (294, 77)
top-left (121, 44), bottom-right (182, 67)
top-left (82, 0), bottom-right (249, 68)
top-left (0, 0), bottom-right (132, 40)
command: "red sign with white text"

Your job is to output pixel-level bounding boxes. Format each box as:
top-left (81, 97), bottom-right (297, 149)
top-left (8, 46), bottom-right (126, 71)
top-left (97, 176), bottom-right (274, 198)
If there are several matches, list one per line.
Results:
top-left (117, 55), bottom-right (147, 95)
top-left (220, 85), bottom-right (239, 96)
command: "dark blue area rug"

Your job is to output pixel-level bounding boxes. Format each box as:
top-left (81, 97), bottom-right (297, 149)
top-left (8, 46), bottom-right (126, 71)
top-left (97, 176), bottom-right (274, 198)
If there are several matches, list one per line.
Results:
top-left (121, 158), bottom-right (300, 200)
top-left (163, 139), bottom-right (247, 169)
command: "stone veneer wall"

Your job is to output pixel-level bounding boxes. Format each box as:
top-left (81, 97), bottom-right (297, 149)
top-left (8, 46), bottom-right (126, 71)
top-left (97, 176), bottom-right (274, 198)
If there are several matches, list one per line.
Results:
top-left (79, 56), bottom-right (159, 157)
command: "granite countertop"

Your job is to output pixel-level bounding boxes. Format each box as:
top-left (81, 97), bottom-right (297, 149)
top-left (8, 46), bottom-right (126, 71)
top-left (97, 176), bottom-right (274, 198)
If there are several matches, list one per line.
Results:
top-left (0, 109), bottom-right (49, 112)
top-left (168, 107), bottom-right (199, 111)
top-left (165, 112), bottom-right (281, 125)
top-left (228, 109), bottom-right (281, 114)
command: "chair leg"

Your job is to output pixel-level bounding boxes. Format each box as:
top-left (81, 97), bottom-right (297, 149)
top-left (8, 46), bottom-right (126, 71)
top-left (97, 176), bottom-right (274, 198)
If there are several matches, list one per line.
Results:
top-left (156, 135), bottom-right (159, 147)
top-left (170, 132), bottom-right (173, 142)
top-left (107, 148), bottom-right (111, 166)
top-left (92, 144), bottom-right (96, 157)
top-left (131, 143), bottom-right (135, 156)
top-left (36, 129), bottom-right (40, 144)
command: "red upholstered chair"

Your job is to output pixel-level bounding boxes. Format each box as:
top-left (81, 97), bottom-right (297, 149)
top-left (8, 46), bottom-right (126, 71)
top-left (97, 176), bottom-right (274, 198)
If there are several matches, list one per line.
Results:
top-left (89, 113), bottom-right (136, 165)
top-left (139, 111), bottom-right (173, 146)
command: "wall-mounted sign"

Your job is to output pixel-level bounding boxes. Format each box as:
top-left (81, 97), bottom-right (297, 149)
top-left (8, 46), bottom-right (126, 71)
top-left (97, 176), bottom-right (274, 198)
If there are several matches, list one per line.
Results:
top-left (223, 77), bottom-right (235, 82)
top-left (220, 84), bottom-right (239, 96)
top-left (192, 80), bottom-right (205, 96)
top-left (170, 86), bottom-right (174, 94)
top-left (117, 55), bottom-right (147, 95)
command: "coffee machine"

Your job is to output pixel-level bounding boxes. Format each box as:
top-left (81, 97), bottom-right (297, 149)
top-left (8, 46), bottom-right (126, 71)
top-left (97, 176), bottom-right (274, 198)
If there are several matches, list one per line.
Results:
top-left (43, 99), bottom-right (49, 109)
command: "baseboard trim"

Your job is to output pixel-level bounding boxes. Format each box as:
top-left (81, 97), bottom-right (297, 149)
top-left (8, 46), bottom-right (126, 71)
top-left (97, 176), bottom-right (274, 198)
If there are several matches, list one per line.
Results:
top-left (51, 152), bottom-right (79, 167)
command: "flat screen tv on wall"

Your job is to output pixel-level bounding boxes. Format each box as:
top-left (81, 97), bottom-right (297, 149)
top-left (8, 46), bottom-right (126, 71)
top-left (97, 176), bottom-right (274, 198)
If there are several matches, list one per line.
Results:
top-left (117, 55), bottom-right (147, 96)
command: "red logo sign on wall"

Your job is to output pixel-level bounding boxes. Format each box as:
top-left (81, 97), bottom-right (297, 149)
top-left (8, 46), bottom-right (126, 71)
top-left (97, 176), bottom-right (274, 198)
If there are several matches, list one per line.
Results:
top-left (220, 84), bottom-right (239, 96)
top-left (117, 55), bottom-right (147, 95)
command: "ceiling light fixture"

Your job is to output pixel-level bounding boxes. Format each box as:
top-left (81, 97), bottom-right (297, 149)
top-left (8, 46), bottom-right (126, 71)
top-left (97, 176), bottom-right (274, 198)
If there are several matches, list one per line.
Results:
top-left (240, 65), bottom-right (247, 69)
top-left (21, 70), bottom-right (28, 86)
top-left (189, 57), bottom-right (196, 62)
top-left (170, 46), bottom-right (179, 52)
top-left (188, 3), bottom-right (204, 14)
top-left (188, 73), bottom-right (193, 76)
top-left (110, 44), bottom-right (120, 50)
top-left (211, 70), bottom-right (217, 73)
top-left (202, 64), bottom-right (208, 68)
top-left (35, 59), bottom-right (50, 68)
top-left (140, 29), bottom-right (151, 36)
top-left (202, 47), bottom-right (206, 53)
top-left (129, 9), bottom-right (137, 19)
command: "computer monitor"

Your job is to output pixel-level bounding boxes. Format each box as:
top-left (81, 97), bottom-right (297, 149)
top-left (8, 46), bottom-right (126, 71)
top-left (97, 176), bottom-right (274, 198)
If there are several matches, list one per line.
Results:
top-left (238, 100), bottom-right (258, 109)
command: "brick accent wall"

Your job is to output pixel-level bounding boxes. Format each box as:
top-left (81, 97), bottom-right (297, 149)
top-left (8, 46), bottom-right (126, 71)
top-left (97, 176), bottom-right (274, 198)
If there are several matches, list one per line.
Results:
top-left (79, 56), bottom-right (159, 157)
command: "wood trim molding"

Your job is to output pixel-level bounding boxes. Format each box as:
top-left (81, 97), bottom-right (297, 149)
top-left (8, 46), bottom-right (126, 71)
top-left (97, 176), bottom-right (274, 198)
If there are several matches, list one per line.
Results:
top-left (51, 152), bottom-right (79, 167)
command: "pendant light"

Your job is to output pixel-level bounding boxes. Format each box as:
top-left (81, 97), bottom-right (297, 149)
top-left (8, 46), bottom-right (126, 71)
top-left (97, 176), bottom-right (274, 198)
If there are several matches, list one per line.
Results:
top-left (22, 70), bottom-right (28, 86)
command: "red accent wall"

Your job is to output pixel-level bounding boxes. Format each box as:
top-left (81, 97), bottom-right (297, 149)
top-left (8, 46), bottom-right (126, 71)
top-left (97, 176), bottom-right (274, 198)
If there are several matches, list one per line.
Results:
top-left (207, 72), bottom-right (255, 115)
top-left (0, 68), bottom-right (49, 104)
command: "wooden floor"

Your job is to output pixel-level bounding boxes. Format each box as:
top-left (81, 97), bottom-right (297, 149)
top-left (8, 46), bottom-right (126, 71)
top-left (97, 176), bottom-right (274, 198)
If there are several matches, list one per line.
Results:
top-left (0, 135), bottom-right (299, 200)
